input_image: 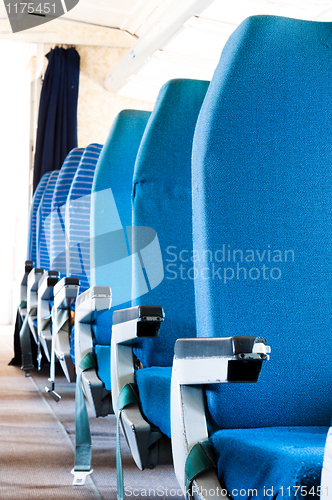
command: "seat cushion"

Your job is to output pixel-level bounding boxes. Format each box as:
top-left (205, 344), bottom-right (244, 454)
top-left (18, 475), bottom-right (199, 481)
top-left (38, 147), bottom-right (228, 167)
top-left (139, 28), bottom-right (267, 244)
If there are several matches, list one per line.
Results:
top-left (94, 344), bottom-right (111, 391)
top-left (135, 366), bottom-right (172, 438)
top-left (70, 324), bottom-right (75, 363)
top-left (209, 426), bottom-right (328, 500)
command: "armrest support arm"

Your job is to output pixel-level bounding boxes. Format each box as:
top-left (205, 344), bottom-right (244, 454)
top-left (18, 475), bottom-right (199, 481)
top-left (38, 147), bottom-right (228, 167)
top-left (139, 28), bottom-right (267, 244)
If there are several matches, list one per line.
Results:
top-left (75, 286), bottom-right (112, 366)
top-left (37, 272), bottom-right (60, 359)
top-left (171, 336), bottom-right (271, 494)
top-left (111, 305), bottom-right (164, 416)
top-left (74, 286), bottom-right (113, 417)
top-left (27, 268), bottom-right (44, 313)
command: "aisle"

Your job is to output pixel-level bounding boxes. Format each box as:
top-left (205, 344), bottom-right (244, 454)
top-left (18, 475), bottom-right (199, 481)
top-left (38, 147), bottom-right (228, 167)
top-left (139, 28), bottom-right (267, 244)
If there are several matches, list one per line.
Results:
top-left (0, 327), bottom-right (182, 500)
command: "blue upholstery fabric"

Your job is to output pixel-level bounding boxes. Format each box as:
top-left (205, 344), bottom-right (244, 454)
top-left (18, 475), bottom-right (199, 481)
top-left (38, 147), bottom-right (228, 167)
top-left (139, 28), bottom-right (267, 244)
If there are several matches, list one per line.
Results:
top-left (94, 344), bottom-right (111, 391)
top-left (50, 147), bottom-right (84, 276)
top-left (132, 79), bottom-right (209, 368)
top-left (135, 367), bottom-right (172, 438)
top-left (191, 15), bottom-right (332, 494)
top-left (70, 323), bottom-right (75, 362)
top-left (36, 170), bottom-right (59, 269)
top-left (66, 143), bottom-right (102, 292)
top-left (192, 15), bottom-right (332, 431)
top-left (209, 427), bottom-right (328, 500)
top-left (27, 171), bottom-right (52, 264)
top-left (91, 110), bottom-right (151, 347)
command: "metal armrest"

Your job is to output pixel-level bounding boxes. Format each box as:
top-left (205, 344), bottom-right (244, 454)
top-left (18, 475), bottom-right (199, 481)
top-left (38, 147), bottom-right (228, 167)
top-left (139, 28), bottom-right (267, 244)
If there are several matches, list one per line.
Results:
top-left (47, 277), bottom-right (80, 387)
top-left (37, 271), bottom-right (59, 361)
top-left (20, 260), bottom-right (33, 303)
top-left (28, 267), bottom-right (44, 292)
top-left (171, 336), bottom-right (271, 496)
top-left (53, 277), bottom-right (79, 310)
top-left (111, 305), bottom-right (171, 470)
top-left (75, 286), bottom-right (112, 417)
top-left (112, 306), bottom-right (164, 345)
top-left (27, 268), bottom-right (44, 343)
top-left (75, 286), bottom-right (111, 363)
top-left (75, 286), bottom-right (112, 325)
top-left (173, 337), bottom-right (270, 385)
top-left (38, 271), bottom-right (59, 300)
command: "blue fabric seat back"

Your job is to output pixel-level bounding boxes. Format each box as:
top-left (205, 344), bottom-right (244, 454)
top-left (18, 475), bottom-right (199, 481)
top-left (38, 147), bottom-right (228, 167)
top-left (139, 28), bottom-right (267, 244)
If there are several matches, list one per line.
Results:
top-left (91, 110), bottom-right (151, 348)
top-left (66, 144), bottom-right (103, 292)
top-left (192, 16), bottom-right (332, 431)
top-left (132, 79), bottom-right (209, 368)
top-left (36, 170), bottom-right (60, 269)
top-left (50, 148), bottom-right (84, 277)
top-left (27, 171), bottom-right (52, 265)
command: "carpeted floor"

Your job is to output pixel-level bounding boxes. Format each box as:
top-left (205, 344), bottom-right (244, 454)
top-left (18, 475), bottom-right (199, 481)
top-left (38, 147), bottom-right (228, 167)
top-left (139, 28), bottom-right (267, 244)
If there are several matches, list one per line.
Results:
top-left (0, 327), bottom-right (183, 500)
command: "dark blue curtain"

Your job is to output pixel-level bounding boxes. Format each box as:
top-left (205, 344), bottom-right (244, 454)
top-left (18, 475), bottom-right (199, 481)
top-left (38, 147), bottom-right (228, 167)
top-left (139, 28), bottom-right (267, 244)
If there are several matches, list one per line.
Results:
top-left (33, 47), bottom-right (80, 192)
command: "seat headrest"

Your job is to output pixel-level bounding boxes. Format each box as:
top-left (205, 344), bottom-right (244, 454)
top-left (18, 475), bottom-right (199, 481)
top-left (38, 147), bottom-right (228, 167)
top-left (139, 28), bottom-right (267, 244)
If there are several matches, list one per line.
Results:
top-left (50, 147), bottom-right (84, 274)
top-left (27, 171), bottom-right (52, 264)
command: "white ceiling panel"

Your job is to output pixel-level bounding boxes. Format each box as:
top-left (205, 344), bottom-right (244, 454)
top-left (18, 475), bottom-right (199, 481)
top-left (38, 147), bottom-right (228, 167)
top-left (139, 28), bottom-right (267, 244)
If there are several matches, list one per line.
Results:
top-left (163, 17), bottom-right (235, 61)
top-left (200, 0), bottom-right (332, 25)
top-left (61, 0), bottom-right (174, 32)
top-left (61, 0), bottom-right (144, 28)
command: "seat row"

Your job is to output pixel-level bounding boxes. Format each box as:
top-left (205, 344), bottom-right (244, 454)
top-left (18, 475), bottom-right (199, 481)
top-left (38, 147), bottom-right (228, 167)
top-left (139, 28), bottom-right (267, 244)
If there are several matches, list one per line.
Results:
top-left (15, 14), bottom-right (332, 500)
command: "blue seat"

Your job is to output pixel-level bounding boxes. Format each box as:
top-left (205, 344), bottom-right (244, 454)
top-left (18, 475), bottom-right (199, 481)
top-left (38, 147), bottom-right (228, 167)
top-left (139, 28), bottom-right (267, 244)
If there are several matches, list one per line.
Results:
top-left (50, 147), bottom-right (84, 277)
top-left (171, 15), bottom-right (332, 499)
top-left (51, 143), bottom-right (102, 382)
top-left (132, 80), bottom-right (209, 439)
top-left (38, 148), bottom-right (83, 360)
top-left (27, 171), bottom-right (52, 266)
top-left (111, 79), bottom-right (209, 478)
top-left (10, 171), bottom-right (53, 368)
top-left (90, 110), bottom-right (151, 391)
top-left (66, 144), bottom-right (103, 294)
top-left (36, 170), bottom-right (60, 270)
top-left (20, 170), bottom-right (60, 373)
top-left (20, 170), bottom-right (52, 313)
top-left (71, 110), bottom-right (150, 484)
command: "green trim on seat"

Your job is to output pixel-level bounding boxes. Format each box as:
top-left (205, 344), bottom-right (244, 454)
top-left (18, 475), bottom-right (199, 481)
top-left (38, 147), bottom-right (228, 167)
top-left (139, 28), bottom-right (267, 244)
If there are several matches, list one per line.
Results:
top-left (185, 441), bottom-right (216, 499)
top-left (19, 300), bottom-right (27, 310)
top-left (116, 383), bottom-right (138, 500)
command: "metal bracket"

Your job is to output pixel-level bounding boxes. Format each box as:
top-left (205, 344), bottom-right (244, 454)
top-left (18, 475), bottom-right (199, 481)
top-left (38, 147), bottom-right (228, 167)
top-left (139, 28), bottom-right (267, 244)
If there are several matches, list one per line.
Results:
top-left (71, 468), bottom-right (93, 485)
top-left (45, 380), bottom-right (61, 402)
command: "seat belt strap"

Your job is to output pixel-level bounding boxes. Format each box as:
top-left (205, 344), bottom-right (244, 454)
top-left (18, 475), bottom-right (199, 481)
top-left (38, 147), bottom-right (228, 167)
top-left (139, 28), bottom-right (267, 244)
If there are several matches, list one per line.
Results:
top-left (185, 440), bottom-right (216, 500)
top-left (116, 383), bottom-right (139, 500)
top-left (71, 352), bottom-right (97, 486)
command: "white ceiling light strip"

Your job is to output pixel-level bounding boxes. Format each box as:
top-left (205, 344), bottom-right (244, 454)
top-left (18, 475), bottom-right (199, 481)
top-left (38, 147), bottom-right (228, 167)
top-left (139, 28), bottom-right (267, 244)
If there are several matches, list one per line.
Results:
top-left (104, 0), bottom-right (215, 93)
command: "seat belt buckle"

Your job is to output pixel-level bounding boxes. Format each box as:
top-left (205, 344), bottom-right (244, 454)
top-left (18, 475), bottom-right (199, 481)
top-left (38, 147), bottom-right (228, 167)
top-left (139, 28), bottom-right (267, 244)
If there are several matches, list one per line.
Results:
top-left (21, 364), bottom-right (33, 377)
top-left (71, 468), bottom-right (93, 485)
